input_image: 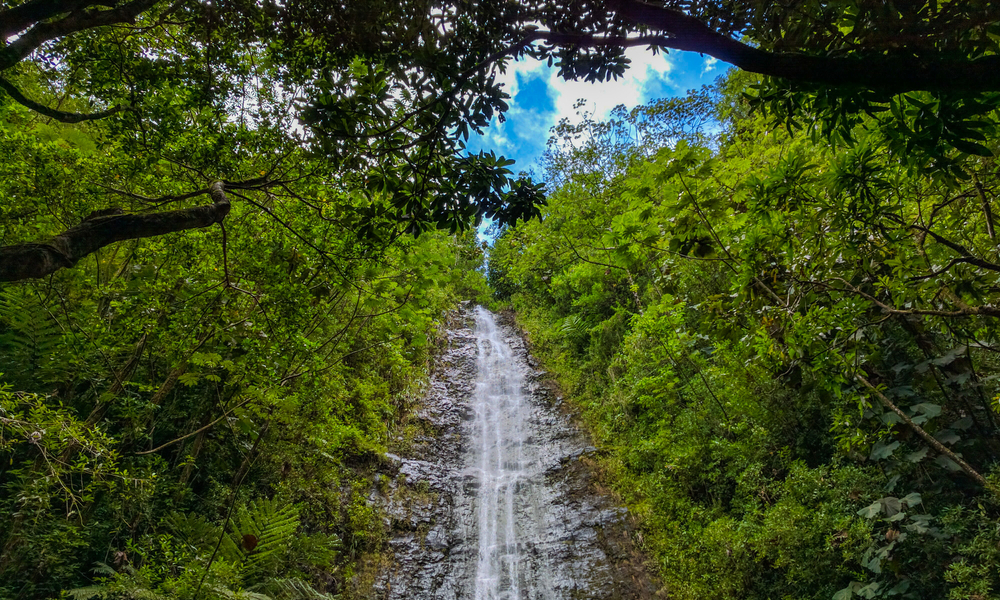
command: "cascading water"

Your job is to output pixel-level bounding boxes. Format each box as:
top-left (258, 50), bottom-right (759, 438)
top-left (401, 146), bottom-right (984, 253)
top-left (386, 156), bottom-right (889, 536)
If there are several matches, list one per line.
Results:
top-left (472, 306), bottom-right (530, 599)
top-left (376, 306), bottom-right (654, 600)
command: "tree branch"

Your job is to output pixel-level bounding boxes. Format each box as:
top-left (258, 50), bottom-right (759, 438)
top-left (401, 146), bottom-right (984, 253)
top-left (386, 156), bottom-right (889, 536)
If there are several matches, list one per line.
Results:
top-left (799, 277), bottom-right (1000, 318)
top-left (135, 394), bottom-right (254, 455)
top-left (904, 223), bottom-right (1000, 278)
top-left (0, 0), bottom-right (105, 40)
top-left (856, 373), bottom-right (995, 493)
top-left (0, 181), bottom-right (230, 282)
top-left (537, 0), bottom-right (1000, 93)
top-left (0, 0), bottom-right (163, 71)
top-left (973, 174), bottom-right (996, 242)
top-left (909, 224), bottom-right (981, 258)
top-left (0, 76), bottom-right (122, 123)
top-left (908, 257), bottom-right (1000, 281)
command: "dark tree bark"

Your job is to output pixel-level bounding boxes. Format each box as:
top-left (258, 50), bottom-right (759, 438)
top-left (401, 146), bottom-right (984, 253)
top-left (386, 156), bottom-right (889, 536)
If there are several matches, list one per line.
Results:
top-left (0, 0), bottom-right (102, 39)
top-left (542, 0), bottom-right (1000, 94)
top-left (0, 0), bottom-right (162, 70)
top-left (0, 182), bottom-right (230, 282)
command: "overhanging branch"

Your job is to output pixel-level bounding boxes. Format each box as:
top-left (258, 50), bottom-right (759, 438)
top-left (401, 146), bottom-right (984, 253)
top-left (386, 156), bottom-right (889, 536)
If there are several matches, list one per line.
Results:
top-left (0, 0), bottom-right (162, 70)
top-left (0, 0), bottom-right (105, 40)
top-left (0, 182), bottom-right (230, 282)
top-left (538, 0), bottom-right (1000, 93)
top-left (856, 373), bottom-right (996, 493)
top-left (0, 77), bottom-right (122, 123)
top-left (798, 277), bottom-right (1000, 319)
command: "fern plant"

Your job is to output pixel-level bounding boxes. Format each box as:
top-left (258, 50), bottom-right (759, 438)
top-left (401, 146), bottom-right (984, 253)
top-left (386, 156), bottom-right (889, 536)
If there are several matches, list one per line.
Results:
top-left (67, 563), bottom-right (169, 600)
top-left (224, 499), bottom-right (300, 584)
top-left (69, 499), bottom-right (339, 600)
top-left (0, 288), bottom-right (65, 388)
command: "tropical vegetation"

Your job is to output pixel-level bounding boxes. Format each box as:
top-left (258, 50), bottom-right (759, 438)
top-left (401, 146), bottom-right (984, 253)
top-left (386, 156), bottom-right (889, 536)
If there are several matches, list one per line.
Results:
top-left (4, 0), bottom-right (1000, 598)
top-left (489, 72), bottom-right (1000, 599)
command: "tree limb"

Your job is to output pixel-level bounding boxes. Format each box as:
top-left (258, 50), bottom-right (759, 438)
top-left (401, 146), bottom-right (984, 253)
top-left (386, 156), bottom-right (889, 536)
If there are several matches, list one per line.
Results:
top-left (973, 174), bottom-right (996, 242)
top-left (799, 277), bottom-right (1000, 318)
top-left (0, 181), bottom-right (230, 282)
top-left (0, 0), bottom-right (106, 40)
top-left (909, 224), bottom-right (983, 259)
top-left (135, 394), bottom-right (254, 455)
top-left (0, 0), bottom-right (163, 71)
top-left (0, 76), bottom-right (122, 123)
top-left (536, 0), bottom-right (1000, 93)
top-left (908, 257), bottom-right (1000, 281)
top-left (856, 373), bottom-right (996, 493)
top-left (904, 222), bottom-right (1000, 277)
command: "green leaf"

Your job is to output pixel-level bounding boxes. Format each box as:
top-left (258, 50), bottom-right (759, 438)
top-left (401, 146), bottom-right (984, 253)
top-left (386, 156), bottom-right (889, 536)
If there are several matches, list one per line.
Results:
top-left (864, 555), bottom-right (882, 573)
top-left (951, 138), bottom-right (993, 156)
top-left (858, 501), bottom-right (881, 518)
top-left (881, 497), bottom-right (902, 517)
top-left (870, 441), bottom-right (900, 461)
top-left (910, 403), bottom-right (941, 419)
top-left (934, 430), bottom-right (960, 445)
top-left (833, 583), bottom-right (860, 600)
top-left (858, 582), bottom-right (881, 599)
top-left (177, 372), bottom-right (200, 387)
top-left (935, 455), bottom-right (962, 472)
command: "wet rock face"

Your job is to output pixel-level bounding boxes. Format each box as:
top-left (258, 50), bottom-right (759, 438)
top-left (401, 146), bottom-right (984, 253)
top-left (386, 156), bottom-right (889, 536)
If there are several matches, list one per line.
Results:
top-left (373, 306), bottom-right (655, 599)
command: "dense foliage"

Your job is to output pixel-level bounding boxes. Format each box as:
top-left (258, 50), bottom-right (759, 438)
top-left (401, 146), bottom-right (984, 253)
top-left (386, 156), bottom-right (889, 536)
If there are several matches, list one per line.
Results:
top-left (0, 92), bottom-right (490, 598)
top-left (3, 0), bottom-right (1000, 281)
top-left (490, 73), bottom-right (1000, 599)
top-left (4, 0), bottom-right (1000, 598)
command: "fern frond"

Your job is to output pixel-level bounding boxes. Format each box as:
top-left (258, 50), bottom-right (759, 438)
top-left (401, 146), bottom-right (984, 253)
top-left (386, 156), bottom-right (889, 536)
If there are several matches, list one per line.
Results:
top-left (129, 589), bottom-right (170, 600)
top-left (229, 499), bottom-right (300, 583)
top-left (208, 584), bottom-right (273, 600)
top-left (558, 314), bottom-right (587, 337)
top-left (207, 584), bottom-right (239, 599)
top-left (163, 500), bottom-right (300, 588)
top-left (67, 586), bottom-right (105, 600)
top-left (0, 288), bottom-right (65, 385)
top-left (91, 562), bottom-right (118, 576)
top-left (164, 511), bottom-right (228, 558)
top-left (267, 578), bottom-right (339, 600)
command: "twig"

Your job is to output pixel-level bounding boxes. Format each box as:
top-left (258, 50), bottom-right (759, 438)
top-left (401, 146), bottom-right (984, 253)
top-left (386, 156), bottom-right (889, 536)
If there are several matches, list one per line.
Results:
top-left (135, 396), bottom-right (255, 455)
top-left (855, 373), bottom-right (995, 493)
top-left (193, 420), bottom-right (269, 600)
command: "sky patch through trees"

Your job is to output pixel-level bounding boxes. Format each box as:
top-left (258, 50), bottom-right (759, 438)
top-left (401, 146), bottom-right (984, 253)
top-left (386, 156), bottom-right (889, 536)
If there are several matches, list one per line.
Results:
top-left (468, 49), bottom-right (726, 173)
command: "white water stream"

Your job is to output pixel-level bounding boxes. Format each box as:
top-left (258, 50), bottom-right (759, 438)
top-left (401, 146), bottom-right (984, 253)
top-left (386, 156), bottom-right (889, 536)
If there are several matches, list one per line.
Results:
top-left (378, 306), bottom-right (649, 599)
top-left (472, 306), bottom-right (531, 599)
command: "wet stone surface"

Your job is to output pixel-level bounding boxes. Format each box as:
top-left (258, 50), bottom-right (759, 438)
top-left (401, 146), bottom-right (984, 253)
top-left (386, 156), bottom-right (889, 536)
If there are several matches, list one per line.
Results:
top-left (371, 305), bottom-right (655, 600)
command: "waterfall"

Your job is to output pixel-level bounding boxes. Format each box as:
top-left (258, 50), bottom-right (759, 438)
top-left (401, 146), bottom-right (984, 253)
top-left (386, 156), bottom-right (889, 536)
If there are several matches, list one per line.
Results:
top-left (378, 306), bottom-right (651, 600)
top-left (472, 306), bottom-right (528, 599)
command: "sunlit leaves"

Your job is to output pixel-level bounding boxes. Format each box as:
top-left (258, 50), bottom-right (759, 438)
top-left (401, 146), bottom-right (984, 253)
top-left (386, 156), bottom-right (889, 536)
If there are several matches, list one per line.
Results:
top-left (491, 73), bottom-right (1000, 600)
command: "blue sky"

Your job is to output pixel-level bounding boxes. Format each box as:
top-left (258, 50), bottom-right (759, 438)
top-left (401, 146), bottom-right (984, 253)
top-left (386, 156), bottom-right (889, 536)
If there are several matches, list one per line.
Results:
top-left (467, 47), bottom-right (728, 177)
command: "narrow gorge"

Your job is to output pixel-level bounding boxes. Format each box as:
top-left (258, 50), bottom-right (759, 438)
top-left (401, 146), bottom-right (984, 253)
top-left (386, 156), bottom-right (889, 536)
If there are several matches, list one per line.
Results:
top-left (373, 306), bottom-right (654, 599)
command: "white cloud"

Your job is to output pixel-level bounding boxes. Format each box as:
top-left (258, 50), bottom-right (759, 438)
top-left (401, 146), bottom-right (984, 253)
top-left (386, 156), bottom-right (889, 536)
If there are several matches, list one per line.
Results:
top-left (701, 56), bottom-right (719, 75)
top-left (473, 59), bottom-right (550, 158)
top-left (477, 47), bottom-right (675, 167)
top-left (546, 46), bottom-right (674, 127)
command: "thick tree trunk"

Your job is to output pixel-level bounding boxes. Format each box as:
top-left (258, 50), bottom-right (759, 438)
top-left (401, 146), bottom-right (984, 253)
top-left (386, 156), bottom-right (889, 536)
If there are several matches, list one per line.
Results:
top-left (0, 182), bottom-right (230, 282)
top-left (1, 0), bottom-right (103, 40)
